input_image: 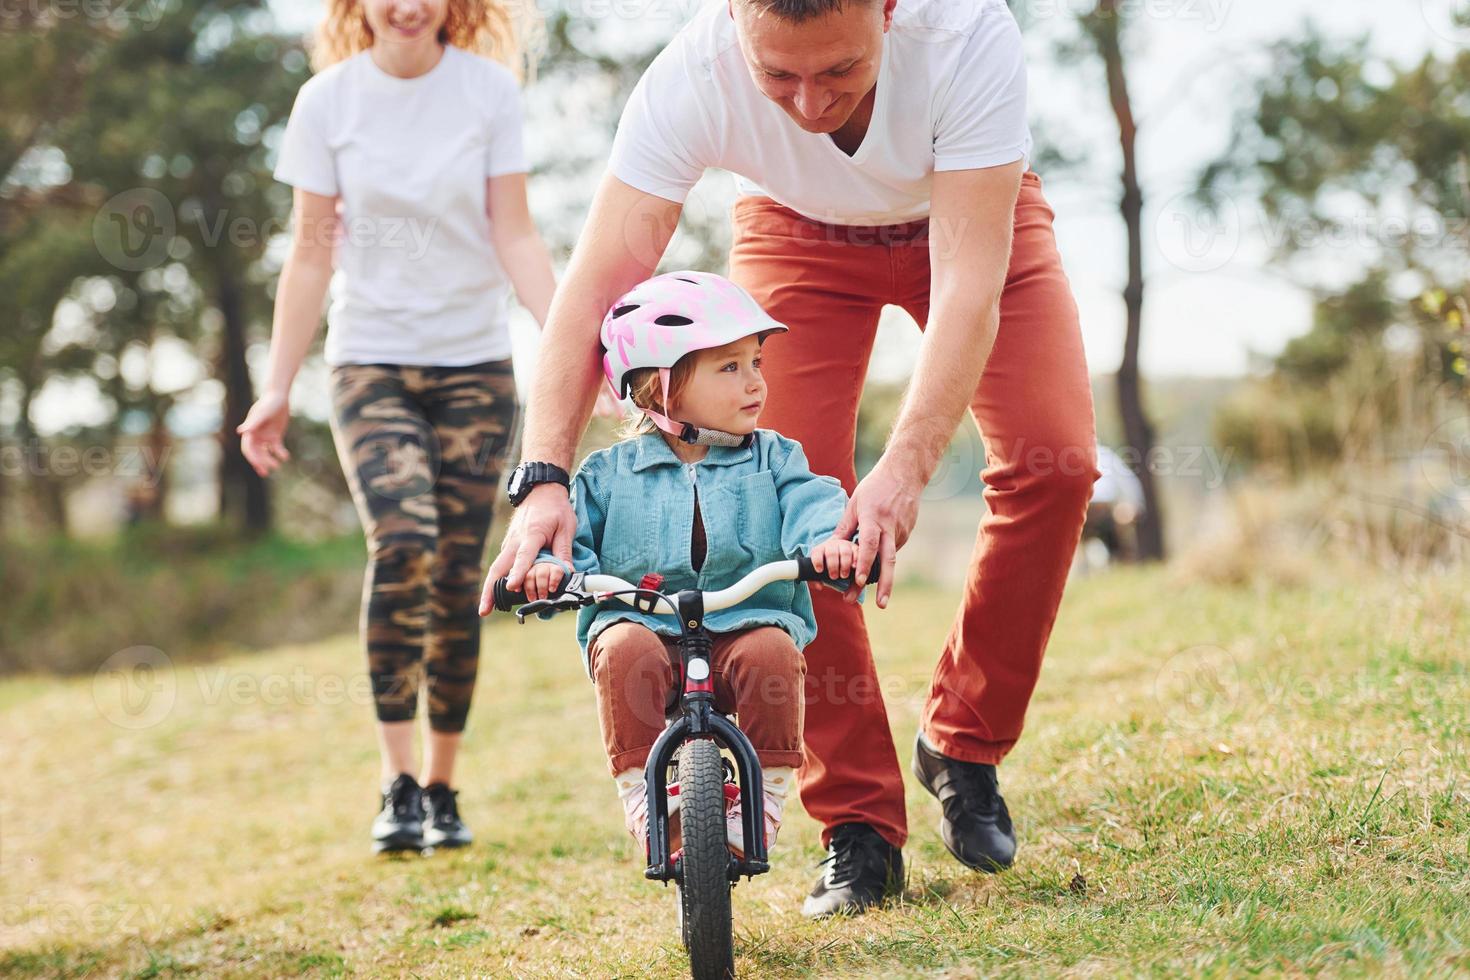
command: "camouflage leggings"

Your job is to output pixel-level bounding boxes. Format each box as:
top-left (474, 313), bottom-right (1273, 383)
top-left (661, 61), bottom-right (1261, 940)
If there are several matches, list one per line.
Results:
top-left (329, 359), bottom-right (518, 733)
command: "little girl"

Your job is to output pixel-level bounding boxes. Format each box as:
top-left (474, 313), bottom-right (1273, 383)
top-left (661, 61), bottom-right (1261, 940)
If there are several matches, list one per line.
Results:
top-left (521, 271), bottom-right (864, 857)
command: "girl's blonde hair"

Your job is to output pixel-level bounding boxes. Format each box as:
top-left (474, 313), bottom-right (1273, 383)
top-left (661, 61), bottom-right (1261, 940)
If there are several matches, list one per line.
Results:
top-left (615, 357), bottom-right (699, 441)
top-left (311, 0), bottom-right (545, 81)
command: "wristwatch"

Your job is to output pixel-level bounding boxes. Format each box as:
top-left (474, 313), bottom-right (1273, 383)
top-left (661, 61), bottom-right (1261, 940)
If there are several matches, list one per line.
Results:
top-left (506, 461), bottom-right (570, 507)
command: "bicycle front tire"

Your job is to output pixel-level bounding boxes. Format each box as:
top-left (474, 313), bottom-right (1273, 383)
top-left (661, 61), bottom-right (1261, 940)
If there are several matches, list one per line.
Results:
top-left (677, 738), bottom-right (734, 979)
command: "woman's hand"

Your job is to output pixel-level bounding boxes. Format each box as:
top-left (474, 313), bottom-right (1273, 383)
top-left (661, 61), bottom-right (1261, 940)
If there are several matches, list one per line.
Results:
top-left (237, 390), bottom-right (292, 478)
top-left (524, 560), bottom-right (567, 602)
top-left (808, 535), bottom-right (857, 583)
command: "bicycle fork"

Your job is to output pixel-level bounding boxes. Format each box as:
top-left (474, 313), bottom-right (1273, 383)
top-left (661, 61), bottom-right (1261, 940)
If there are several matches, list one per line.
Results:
top-left (644, 589), bottom-right (771, 883)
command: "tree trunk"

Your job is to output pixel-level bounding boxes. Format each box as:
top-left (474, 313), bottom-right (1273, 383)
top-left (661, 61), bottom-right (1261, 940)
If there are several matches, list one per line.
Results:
top-left (14, 376), bottom-right (70, 537)
top-left (1093, 0), bottom-right (1166, 561)
top-left (133, 397), bottom-right (172, 523)
top-left (213, 261), bottom-right (271, 535)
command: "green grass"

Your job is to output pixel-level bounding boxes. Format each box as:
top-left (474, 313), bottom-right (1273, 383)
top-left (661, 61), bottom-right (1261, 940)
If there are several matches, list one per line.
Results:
top-left (0, 526), bottom-right (364, 675)
top-left (1, 565), bottom-right (1466, 977)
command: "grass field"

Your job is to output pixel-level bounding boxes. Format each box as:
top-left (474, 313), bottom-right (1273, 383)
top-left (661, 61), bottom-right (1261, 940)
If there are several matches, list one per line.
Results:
top-left (2, 564), bottom-right (1467, 977)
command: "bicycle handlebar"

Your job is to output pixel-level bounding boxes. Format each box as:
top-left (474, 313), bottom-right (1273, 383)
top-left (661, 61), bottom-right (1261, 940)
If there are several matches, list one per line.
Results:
top-left (490, 553), bottom-right (882, 616)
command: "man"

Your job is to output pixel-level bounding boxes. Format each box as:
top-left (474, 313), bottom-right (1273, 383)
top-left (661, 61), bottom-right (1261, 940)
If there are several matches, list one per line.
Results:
top-left (480, 0), bottom-right (1099, 918)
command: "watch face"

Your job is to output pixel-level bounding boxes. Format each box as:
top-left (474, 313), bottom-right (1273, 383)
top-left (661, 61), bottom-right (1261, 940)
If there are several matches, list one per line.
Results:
top-left (508, 467), bottom-right (524, 497)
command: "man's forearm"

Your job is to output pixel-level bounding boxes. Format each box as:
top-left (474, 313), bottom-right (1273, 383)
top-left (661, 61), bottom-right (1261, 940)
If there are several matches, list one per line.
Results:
top-left (884, 294), bottom-right (1000, 486)
top-left (515, 174), bottom-right (683, 469)
top-left (883, 163), bottom-right (1022, 490)
top-left (520, 293), bottom-right (609, 469)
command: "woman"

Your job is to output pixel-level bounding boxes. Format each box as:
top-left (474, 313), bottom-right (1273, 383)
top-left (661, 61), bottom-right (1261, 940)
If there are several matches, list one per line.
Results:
top-left (238, 0), bottom-right (553, 854)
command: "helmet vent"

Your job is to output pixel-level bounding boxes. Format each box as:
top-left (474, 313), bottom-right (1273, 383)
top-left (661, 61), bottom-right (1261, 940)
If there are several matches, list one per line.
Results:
top-left (612, 304), bottom-right (639, 318)
top-left (653, 314), bottom-right (694, 326)
top-left (674, 277), bottom-right (699, 284)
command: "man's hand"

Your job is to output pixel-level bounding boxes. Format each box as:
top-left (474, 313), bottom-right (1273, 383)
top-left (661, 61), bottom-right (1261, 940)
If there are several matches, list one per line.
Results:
top-left (478, 483), bottom-right (576, 615)
top-left (831, 460), bottom-right (922, 610)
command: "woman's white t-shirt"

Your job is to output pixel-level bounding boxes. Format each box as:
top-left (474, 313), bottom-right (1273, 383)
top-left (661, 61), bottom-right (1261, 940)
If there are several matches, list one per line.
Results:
top-left (274, 46), bottom-right (528, 367)
top-left (608, 0), bottom-right (1030, 226)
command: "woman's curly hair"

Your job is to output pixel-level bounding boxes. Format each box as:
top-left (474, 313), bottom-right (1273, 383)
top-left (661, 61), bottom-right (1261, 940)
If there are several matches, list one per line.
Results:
top-left (311, 0), bottom-right (545, 80)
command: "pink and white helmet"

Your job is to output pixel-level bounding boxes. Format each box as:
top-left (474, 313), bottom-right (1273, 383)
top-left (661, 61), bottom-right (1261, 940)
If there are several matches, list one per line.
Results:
top-left (600, 271), bottom-right (787, 446)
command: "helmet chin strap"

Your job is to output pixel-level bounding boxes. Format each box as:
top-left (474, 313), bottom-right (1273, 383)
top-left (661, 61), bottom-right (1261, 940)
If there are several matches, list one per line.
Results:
top-left (643, 367), bottom-right (752, 449)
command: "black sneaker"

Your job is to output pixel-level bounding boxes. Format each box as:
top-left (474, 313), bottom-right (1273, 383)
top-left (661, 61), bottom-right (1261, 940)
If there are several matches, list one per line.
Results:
top-left (423, 782), bottom-right (473, 849)
top-left (372, 773), bottom-right (425, 854)
top-left (800, 823), bottom-right (904, 918)
top-left (912, 732), bottom-right (1016, 872)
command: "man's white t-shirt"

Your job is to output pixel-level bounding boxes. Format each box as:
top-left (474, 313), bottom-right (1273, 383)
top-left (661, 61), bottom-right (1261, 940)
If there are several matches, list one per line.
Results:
top-left (609, 0), bottom-right (1030, 227)
top-left (274, 46), bottom-right (527, 367)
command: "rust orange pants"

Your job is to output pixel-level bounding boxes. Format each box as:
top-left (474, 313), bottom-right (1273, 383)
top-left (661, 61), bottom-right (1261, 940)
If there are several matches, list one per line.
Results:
top-left (729, 171), bottom-right (1099, 849)
top-left (588, 622), bottom-right (807, 774)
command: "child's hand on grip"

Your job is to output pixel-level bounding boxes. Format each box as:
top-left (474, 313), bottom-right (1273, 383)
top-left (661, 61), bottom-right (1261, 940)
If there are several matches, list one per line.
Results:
top-left (808, 536), bottom-right (856, 582)
top-left (525, 560), bottom-right (566, 602)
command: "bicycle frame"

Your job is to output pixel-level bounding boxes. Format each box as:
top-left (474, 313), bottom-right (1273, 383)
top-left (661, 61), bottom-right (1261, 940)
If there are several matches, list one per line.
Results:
top-left (642, 588), bottom-right (769, 884)
top-left (492, 554), bottom-right (879, 885)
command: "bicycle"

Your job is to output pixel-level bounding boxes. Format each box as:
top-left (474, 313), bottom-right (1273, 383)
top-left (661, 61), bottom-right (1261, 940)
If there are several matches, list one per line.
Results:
top-left (491, 552), bottom-right (877, 980)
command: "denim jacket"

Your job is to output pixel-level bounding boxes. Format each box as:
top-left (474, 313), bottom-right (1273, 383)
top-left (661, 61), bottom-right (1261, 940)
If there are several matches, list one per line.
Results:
top-left (534, 429), bottom-right (861, 669)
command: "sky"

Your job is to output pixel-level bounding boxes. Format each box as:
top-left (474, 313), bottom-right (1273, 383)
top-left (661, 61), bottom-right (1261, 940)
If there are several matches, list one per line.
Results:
top-left (265, 0), bottom-right (1465, 392)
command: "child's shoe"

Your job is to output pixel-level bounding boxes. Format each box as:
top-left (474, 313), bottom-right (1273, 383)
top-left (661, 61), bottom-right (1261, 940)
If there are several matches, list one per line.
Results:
top-left (725, 767), bottom-right (794, 858)
top-left (615, 769), bottom-right (681, 856)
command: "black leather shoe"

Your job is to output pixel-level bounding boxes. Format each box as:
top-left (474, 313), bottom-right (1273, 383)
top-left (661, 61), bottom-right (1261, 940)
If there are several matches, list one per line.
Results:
top-left (801, 823), bottom-right (904, 918)
top-left (372, 773), bottom-right (425, 854)
top-left (423, 782), bottom-right (473, 849)
top-left (912, 733), bottom-right (1016, 871)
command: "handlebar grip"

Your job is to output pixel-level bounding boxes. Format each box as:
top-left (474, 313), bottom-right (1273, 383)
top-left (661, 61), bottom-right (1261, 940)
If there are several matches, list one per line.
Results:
top-left (795, 553), bottom-right (883, 588)
top-left (492, 577), bottom-right (527, 612)
top-left (492, 576), bottom-right (570, 612)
